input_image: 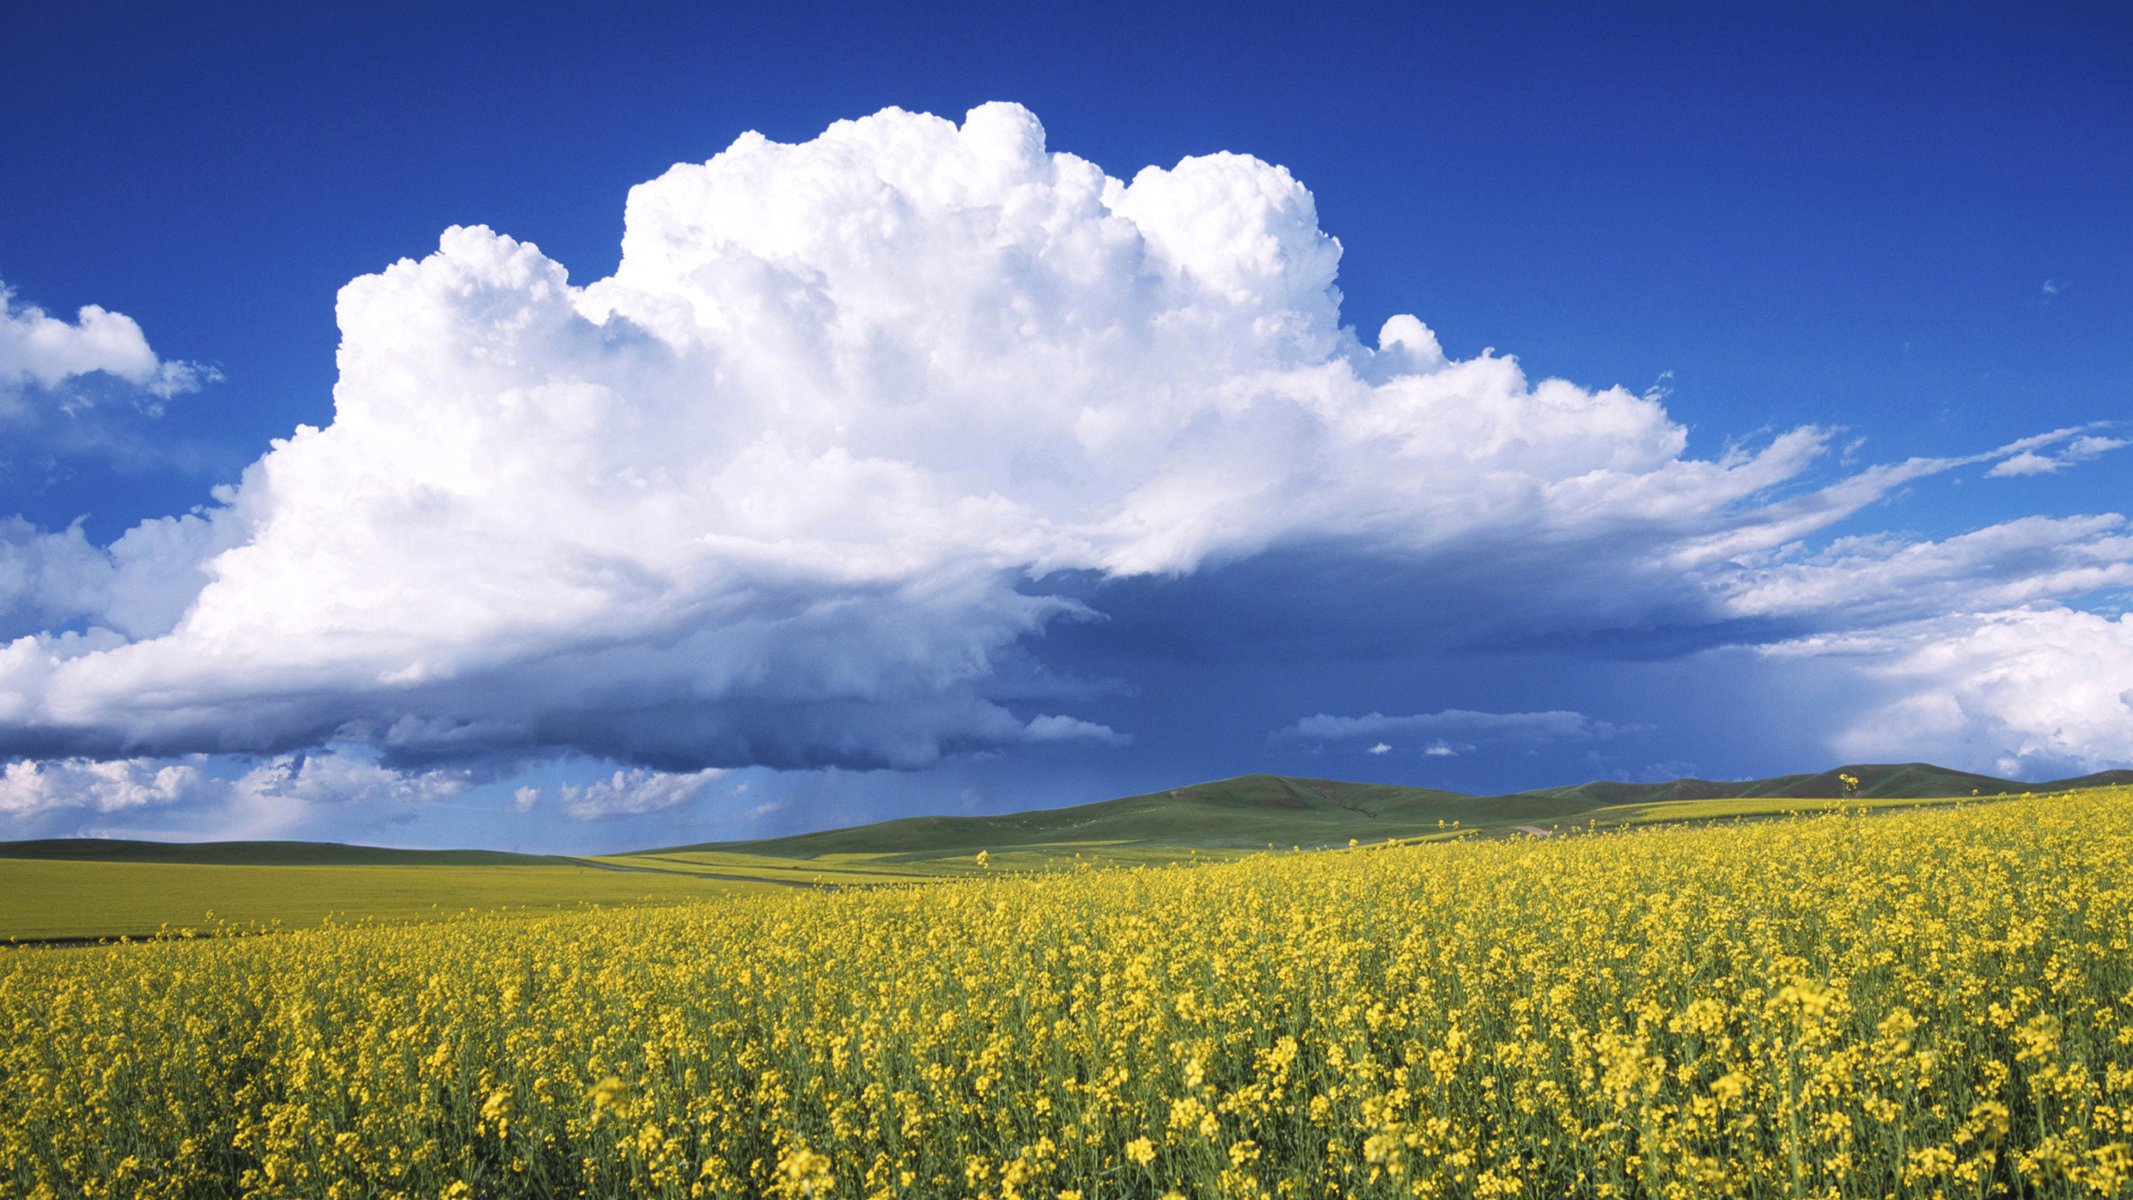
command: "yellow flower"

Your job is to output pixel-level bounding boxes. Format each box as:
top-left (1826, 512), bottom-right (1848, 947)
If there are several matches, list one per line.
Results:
top-left (776, 1144), bottom-right (835, 1197)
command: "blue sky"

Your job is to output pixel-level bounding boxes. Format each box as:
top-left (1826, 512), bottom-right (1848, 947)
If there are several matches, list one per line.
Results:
top-left (1, 2), bottom-right (2128, 851)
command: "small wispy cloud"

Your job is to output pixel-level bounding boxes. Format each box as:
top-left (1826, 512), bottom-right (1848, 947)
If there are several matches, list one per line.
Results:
top-left (0, 279), bottom-right (221, 494)
top-left (0, 279), bottom-right (218, 428)
top-left (1270, 708), bottom-right (1619, 750)
top-left (1022, 714), bottom-right (1132, 746)
top-left (1988, 434), bottom-right (2126, 477)
top-left (559, 767), bottom-right (728, 820)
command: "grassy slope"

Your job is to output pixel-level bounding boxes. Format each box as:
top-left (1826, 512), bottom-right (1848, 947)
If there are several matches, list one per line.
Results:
top-left (644, 762), bottom-right (2083, 864)
top-left (655, 775), bottom-right (1521, 860)
top-left (6, 762), bottom-right (2124, 941)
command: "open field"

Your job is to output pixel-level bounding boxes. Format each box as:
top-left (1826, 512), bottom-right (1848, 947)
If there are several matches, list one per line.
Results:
top-left (0, 842), bottom-right (1274, 942)
top-left (1565, 790), bottom-right (1989, 831)
top-left (0, 860), bottom-right (780, 943)
top-left (3, 786), bottom-right (2131, 1198)
top-left (596, 843), bottom-right (1273, 884)
top-left (3, 762), bottom-right (2118, 942)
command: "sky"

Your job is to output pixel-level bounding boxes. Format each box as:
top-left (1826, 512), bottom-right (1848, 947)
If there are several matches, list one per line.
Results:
top-left (1, 1), bottom-right (2128, 851)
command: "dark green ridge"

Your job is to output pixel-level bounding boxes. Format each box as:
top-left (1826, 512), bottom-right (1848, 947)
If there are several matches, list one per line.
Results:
top-left (0, 839), bottom-right (574, 867)
top-left (2054, 769), bottom-right (2133, 790)
top-left (1516, 763), bottom-right (2133, 808)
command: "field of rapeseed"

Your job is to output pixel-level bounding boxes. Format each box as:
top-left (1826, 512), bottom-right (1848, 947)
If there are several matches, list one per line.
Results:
top-left (4, 788), bottom-right (2131, 1199)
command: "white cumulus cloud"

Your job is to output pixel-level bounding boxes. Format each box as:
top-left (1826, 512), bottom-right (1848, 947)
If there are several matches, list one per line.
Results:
top-left (0, 103), bottom-right (2125, 808)
top-left (0, 279), bottom-right (215, 418)
top-left (0, 755), bottom-right (211, 816)
top-left (1770, 608), bottom-right (2133, 779)
top-left (0, 747), bottom-right (471, 840)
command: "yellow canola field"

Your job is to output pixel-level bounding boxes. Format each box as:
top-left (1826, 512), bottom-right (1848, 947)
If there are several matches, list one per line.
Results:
top-left (4, 789), bottom-right (2132, 1200)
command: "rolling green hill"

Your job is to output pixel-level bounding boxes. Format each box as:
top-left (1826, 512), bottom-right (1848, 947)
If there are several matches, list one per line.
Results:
top-left (5, 762), bottom-right (2115, 876)
top-left (3, 761), bottom-right (2122, 941)
top-left (1509, 761), bottom-right (2115, 809)
top-left (672, 775), bottom-right (1502, 860)
top-left (643, 760), bottom-right (2108, 862)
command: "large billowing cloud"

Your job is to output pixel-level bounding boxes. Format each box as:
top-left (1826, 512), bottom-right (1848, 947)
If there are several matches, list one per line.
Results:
top-left (0, 103), bottom-right (2127, 801)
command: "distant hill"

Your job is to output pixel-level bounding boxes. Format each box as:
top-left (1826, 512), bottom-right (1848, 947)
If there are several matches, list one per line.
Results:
top-left (666, 774), bottom-right (1559, 860)
top-left (2052, 769), bottom-right (2133, 790)
top-left (646, 761), bottom-right (2121, 861)
top-left (5, 762), bottom-right (2124, 868)
top-left (1513, 761), bottom-right (2085, 809)
top-left (0, 839), bottom-right (569, 867)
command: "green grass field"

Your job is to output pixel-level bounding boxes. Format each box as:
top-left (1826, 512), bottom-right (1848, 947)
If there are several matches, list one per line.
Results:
top-left (0, 859), bottom-right (778, 942)
top-left (2, 760), bottom-right (2119, 942)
